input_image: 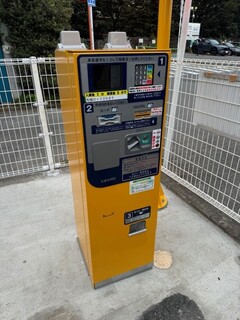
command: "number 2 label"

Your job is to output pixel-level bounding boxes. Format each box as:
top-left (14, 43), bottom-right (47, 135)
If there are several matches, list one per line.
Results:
top-left (85, 104), bottom-right (94, 113)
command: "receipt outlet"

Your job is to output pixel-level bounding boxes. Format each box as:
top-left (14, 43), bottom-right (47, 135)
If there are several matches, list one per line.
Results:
top-left (56, 50), bottom-right (170, 288)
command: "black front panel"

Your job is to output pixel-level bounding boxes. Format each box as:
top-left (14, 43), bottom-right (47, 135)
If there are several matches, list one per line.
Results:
top-left (77, 52), bottom-right (168, 188)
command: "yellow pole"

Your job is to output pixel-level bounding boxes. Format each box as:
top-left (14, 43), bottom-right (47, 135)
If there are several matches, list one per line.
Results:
top-left (157, 0), bottom-right (173, 209)
top-left (157, 0), bottom-right (173, 49)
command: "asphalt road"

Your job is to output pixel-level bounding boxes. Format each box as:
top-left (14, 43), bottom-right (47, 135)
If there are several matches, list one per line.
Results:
top-left (139, 294), bottom-right (205, 320)
top-left (167, 119), bottom-right (240, 214)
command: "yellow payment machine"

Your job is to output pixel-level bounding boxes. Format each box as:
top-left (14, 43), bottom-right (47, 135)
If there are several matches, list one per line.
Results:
top-left (56, 1), bottom-right (172, 288)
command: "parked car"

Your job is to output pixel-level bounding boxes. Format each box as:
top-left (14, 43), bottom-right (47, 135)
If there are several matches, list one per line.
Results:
top-left (192, 39), bottom-right (229, 55)
top-left (222, 42), bottom-right (240, 56)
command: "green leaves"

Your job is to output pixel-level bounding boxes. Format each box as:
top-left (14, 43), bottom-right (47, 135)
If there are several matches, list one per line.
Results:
top-left (0, 0), bottom-right (73, 57)
top-left (186, 0), bottom-right (240, 40)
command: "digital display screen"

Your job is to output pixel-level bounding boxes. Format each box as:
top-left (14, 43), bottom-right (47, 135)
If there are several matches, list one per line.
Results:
top-left (92, 64), bottom-right (124, 91)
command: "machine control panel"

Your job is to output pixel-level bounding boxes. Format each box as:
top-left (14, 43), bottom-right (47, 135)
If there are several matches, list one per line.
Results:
top-left (77, 52), bottom-right (168, 187)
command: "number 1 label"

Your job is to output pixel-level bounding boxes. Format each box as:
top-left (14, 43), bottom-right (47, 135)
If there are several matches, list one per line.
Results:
top-left (158, 57), bottom-right (166, 66)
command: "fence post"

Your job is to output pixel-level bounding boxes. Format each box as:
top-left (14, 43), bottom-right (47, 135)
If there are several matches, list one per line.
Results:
top-left (163, 0), bottom-right (192, 168)
top-left (30, 56), bottom-right (59, 176)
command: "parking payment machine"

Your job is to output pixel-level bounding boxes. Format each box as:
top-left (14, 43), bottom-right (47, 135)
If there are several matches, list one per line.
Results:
top-left (56, 2), bottom-right (172, 289)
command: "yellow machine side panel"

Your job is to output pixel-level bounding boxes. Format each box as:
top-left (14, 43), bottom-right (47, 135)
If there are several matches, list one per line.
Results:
top-left (158, 51), bottom-right (171, 209)
top-left (55, 50), bottom-right (93, 278)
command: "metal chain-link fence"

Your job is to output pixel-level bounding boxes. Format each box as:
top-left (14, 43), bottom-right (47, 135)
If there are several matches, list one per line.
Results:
top-left (163, 58), bottom-right (240, 222)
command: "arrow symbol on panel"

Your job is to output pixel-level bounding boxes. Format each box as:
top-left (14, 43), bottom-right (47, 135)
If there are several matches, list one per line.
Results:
top-left (158, 71), bottom-right (161, 78)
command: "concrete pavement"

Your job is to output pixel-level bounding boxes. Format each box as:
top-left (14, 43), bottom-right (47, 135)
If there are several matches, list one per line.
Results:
top-left (0, 172), bottom-right (239, 320)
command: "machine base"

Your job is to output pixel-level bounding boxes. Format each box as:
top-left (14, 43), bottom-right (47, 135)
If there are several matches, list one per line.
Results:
top-left (77, 237), bottom-right (153, 289)
top-left (94, 263), bottom-right (153, 289)
top-left (77, 237), bottom-right (90, 276)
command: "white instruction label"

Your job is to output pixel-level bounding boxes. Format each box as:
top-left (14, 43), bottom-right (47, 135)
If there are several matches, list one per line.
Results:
top-left (130, 177), bottom-right (155, 194)
top-left (129, 85), bottom-right (163, 94)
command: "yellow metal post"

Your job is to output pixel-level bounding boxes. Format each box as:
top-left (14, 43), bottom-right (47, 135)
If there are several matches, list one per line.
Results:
top-left (157, 0), bottom-right (173, 50)
top-left (157, 0), bottom-right (173, 209)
